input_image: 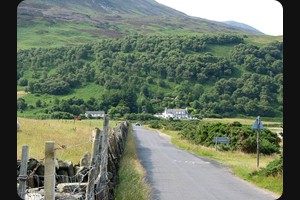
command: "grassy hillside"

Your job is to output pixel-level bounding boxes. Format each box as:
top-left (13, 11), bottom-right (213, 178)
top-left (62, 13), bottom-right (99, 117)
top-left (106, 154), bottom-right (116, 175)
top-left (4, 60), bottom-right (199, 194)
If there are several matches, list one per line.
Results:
top-left (244, 35), bottom-right (283, 47)
top-left (17, 0), bottom-right (265, 50)
top-left (17, 20), bottom-right (109, 49)
top-left (17, 16), bottom-right (255, 50)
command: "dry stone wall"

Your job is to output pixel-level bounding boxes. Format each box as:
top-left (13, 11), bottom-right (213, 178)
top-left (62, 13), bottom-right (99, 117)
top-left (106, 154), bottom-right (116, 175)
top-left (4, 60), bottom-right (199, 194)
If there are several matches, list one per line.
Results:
top-left (17, 120), bottom-right (130, 200)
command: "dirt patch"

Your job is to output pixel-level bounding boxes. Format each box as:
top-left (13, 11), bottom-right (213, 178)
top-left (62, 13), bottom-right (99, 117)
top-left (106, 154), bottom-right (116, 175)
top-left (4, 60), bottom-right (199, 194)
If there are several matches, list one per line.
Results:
top-left (17, 91), bottom-right (27, 95)
top-left (268, 127), bottom-right (283, 134)
top-left (17, 91), bottom-right (28, 99)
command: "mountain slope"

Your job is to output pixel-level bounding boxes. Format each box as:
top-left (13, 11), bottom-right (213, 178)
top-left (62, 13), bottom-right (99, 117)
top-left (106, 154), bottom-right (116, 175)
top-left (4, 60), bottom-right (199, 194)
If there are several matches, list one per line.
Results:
top-left (18, 0), bottom-right (188, 17)
top-left (222, 21), bottom-right (263, 35)
top-left (17, 0), bottom-right (263, 49)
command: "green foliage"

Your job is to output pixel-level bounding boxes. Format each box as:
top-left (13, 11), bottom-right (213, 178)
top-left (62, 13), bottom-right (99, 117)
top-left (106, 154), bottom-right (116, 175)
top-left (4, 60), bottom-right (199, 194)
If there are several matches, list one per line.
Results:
top-left (142, 119), bottom-right (281, 156)
top-left (115, 126), bottom-right (152, 200)
top-left (17, 34), bottom-right (283, 119)
top-left (18, 78), bottom-right (28, 86)
top-left (28, 78), bottom-right (71, 95)
top-left (250, 151), bottom-right (283, 177)
top-left (159, 120), bottom-right (280, 155)
top-left (148, 121), bottom-right (162, 129)
top-left (49, 111), bottom-right (74, 119)
top-left (17, 98), bottom-right (27, 111)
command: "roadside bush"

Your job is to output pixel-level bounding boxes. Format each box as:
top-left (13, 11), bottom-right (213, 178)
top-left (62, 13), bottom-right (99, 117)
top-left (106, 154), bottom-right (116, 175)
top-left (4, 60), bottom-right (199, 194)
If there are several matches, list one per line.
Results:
top-left (179, 122), bottom-right (280, 154)
top-left (260, 139), bottom-right (280, 154)
top-left (148, 121), bottom-right (162, 129)
top-left (250, 151), bottom-right (283, 176)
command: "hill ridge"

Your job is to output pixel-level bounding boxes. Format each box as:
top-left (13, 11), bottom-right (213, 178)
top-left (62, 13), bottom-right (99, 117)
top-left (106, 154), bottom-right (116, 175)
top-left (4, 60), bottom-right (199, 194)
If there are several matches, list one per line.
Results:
top-left (17, 0), bottom-right (264, 50)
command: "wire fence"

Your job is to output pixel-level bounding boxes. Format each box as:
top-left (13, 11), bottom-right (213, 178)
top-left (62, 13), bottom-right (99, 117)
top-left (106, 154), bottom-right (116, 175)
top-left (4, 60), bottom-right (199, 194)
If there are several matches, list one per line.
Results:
top-left (17, 115), bottom-right (130, 200)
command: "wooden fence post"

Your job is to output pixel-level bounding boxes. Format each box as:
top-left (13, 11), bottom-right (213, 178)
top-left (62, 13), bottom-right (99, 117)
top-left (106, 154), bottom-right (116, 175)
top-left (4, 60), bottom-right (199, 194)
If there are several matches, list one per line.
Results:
top-left (18, 145), bottom-right (29, 199)
top-left (86, 128), bottom-right (101, 200)
top-left (44, 141), bottom-right (55, 200)
top-left (95, 115), bottom-right (110, 199)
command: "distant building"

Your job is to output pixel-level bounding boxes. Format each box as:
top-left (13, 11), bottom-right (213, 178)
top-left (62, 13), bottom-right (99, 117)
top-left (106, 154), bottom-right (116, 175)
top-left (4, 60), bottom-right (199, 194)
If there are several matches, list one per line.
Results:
top-left (160, 107), bottom-right (191, 119)
top-left (85, 111), bottom-right (105, 118)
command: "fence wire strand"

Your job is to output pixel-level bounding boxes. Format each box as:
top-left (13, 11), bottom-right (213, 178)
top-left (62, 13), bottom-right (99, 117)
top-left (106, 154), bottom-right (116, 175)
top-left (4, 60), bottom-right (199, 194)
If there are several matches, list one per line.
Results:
top-left (17, 120), bottom-right (128, 200)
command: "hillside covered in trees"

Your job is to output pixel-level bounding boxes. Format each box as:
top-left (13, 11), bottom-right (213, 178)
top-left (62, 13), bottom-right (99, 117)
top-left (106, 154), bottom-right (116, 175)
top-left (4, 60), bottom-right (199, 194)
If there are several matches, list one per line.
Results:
top-left (17, 33), bottom-right (283, 119)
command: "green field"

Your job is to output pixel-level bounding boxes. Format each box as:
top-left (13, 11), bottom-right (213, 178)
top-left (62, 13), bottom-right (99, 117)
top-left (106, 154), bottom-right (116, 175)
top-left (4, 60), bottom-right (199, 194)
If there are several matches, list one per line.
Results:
top-left (17, 117), bottom-right (119, 163)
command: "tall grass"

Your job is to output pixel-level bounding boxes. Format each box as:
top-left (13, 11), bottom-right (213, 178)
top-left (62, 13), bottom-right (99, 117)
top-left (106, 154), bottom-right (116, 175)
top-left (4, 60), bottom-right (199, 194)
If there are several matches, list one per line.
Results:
top-left (17, 118), bottom-right (114, 163)
top-left (114, 126), bottom-right (152, 200)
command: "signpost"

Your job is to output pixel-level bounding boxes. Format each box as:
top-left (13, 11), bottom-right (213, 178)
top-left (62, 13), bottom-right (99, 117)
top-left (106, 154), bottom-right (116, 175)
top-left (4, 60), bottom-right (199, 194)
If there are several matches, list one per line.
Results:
top-left (214, 137), bottom-right (230, 150)
top-left (252, 116), bottom-right (264, 167)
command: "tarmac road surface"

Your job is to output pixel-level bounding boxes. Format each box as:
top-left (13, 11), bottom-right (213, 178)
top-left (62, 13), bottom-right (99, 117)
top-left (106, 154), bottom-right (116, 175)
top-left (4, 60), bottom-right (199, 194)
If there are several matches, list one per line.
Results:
top-left (133, 125), bottom-right (280, 200)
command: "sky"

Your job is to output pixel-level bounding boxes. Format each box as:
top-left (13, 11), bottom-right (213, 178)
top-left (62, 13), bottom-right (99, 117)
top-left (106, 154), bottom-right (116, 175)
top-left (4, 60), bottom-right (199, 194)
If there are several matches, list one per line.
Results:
top-left (155, 0), bottom-right (283, 36)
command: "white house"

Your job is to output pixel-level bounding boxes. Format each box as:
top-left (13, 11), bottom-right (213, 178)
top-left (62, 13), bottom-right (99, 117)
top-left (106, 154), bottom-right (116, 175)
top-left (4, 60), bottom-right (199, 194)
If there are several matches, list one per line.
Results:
top-left (85, 111), bottom-right (105, 118)
top-left (161, 107), bottom-right (191, 119)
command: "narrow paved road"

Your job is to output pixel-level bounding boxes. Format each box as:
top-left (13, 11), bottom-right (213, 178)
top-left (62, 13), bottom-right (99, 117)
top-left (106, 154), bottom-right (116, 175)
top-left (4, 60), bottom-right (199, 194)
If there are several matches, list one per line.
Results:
top-left (133, 125), bottom-right (280, 200)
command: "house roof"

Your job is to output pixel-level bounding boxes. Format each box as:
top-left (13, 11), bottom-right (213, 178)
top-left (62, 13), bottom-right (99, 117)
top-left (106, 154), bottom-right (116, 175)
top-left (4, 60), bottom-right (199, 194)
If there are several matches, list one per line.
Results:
top-left (165, 108), bottom-right (188, 115)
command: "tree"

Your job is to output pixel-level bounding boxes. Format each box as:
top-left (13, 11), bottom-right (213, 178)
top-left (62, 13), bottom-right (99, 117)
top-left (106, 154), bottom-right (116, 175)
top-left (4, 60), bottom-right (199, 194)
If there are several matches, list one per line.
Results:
top-left (18, 78), bottom-right (28, 86)
top-left (17, 98), bottom-right (27, 111)
top-left (35, 99), bottom-right (42, 107)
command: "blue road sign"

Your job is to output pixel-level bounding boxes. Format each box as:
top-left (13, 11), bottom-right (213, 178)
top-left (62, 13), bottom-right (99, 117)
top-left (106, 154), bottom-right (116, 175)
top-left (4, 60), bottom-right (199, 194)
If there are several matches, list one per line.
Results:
top-left (214, 137), bottom-right (230, 143)
top-left (252, 117), bottom-right (264, 130)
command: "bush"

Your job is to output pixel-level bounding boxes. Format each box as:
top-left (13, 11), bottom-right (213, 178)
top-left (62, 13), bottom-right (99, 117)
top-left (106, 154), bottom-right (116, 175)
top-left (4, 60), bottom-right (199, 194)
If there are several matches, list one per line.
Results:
top-left (18, 78), bottom-right (28, 86)
top-left (50, 111), bottom-right (74, 119)
top-left (148, 121), bottom-right (162, 129)
top-left (178, 122), bottom-right (280, 154)
top-left (260, 139), bottom-right (280, 155)
top-left (250, 151), bottom-right (283, 176)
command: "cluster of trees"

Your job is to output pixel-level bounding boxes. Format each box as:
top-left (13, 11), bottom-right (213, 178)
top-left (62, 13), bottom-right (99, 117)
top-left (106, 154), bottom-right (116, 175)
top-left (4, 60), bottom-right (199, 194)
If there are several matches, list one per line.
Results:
top-left (17, 33), bottom-right (283, 118)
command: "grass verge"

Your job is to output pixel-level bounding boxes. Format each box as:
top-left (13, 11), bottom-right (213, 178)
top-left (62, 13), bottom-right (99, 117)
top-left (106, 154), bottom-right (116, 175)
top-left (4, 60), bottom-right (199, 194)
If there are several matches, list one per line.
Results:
top-left (153, 128), bottom-right (282, 198)
top-left (114, 125), bottom-right (152, 200)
